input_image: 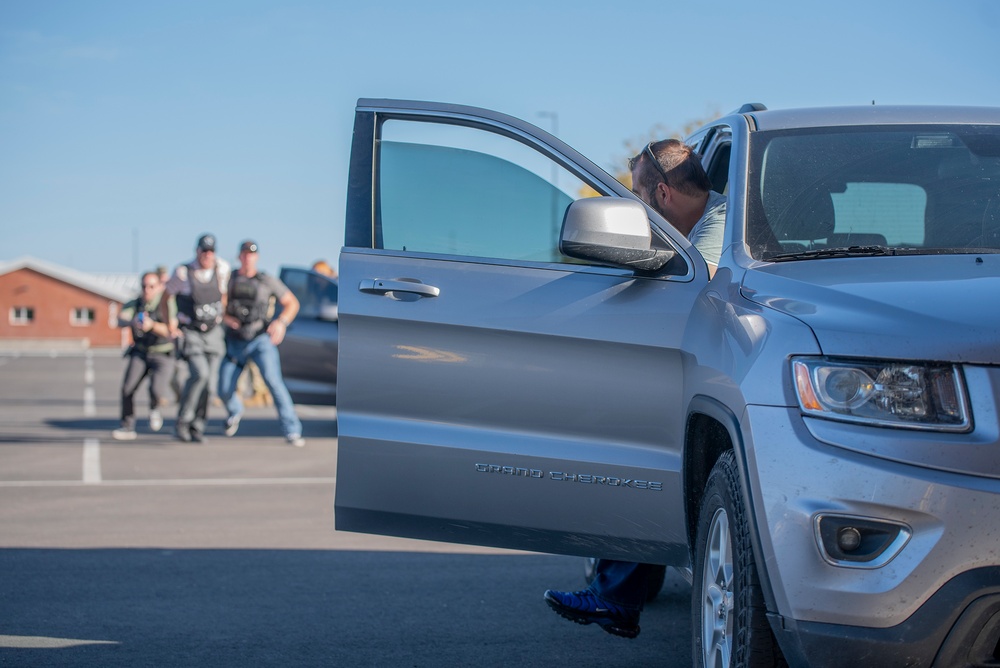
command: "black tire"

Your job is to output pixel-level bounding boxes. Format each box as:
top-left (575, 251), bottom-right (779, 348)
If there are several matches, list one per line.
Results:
top-left (582, 558), bottom-right (667, 603)
top-left (692, 450), bottom-right (784, 667)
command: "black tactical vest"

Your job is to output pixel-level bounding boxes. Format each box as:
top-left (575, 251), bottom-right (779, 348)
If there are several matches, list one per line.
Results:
top-left (227, 272), bottom-right (271, 341)
top-left (176, 264), bottom-right (223, 332)
top-left (132, 296), bottom-right (171, 352)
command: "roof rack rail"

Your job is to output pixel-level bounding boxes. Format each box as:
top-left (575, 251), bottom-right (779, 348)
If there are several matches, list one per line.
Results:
top-left (734, 103), bottom-right (767, 113)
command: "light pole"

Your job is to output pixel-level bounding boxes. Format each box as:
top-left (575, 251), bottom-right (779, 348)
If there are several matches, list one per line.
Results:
top-left (538, 110), bottom-right (559, 139)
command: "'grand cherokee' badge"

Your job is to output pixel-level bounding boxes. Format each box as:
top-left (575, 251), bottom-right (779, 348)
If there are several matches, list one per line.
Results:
top-left (475, 463), bottom-right (662, 491)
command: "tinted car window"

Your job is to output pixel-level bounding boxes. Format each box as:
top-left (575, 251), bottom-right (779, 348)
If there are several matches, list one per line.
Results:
top-left (281, 269), bottom-right (338, 319)
top-left (378, 120), bottom-right (589, 263)
top-left (747, 125), bottom-right (1000, 258)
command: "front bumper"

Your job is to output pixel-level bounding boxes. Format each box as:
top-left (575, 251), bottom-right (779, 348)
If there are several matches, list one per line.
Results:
top-left (776, 568), bottom-right (1000, 667)
top-left (743, 404), bottom-right (1000, 664)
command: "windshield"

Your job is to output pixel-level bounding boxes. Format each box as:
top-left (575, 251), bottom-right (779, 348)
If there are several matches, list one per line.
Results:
top-left (746, 125), bottom-right (1000, 260)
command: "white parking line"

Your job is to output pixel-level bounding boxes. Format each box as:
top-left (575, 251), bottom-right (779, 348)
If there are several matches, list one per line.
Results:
top-left (83, 438), bottom-right (102, 484)
top-left (83, 387), bottom-right (96, 417)
top-left (83, 351), bottom-right (96, 417)
top-left (84, 351), bottom-right (95, 384)
top-left (0, 635), bottom-right (118, 648)
top-left (82, 352), bottom-right (101, 483)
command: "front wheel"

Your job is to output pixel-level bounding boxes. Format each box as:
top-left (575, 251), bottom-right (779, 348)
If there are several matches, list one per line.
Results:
top-left (692, 450), bottom-right (784, 668)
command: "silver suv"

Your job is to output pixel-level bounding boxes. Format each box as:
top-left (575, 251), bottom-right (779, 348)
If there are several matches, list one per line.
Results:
top-left (334, 100), bottom-right (1000, 667)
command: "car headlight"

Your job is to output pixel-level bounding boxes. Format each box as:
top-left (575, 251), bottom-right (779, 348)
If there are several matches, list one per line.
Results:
top-left (791, 357), bottom-right (971, 432)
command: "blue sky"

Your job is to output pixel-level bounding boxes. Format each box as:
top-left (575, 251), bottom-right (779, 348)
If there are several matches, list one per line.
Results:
top-left (2, 0), bottom-right (999, 276)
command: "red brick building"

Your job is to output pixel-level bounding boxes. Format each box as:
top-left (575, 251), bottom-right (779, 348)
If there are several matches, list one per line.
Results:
top-left (0, 257), bottom-right (139, 349)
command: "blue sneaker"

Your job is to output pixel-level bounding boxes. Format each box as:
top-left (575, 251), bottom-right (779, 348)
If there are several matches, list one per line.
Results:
top-left (543, 589), bottom-right (640, 639)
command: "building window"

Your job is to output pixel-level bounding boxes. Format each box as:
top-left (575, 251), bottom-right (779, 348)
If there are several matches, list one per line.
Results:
top-left (71, 307), bottom-right (96, 326)
top-left (10, 307), bottom-right (34, 325)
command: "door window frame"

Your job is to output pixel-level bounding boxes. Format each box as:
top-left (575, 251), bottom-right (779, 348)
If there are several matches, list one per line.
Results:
top-left (344, 100), bottom-right (698, 281)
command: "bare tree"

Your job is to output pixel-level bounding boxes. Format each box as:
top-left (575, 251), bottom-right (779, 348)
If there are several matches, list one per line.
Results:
top-left (579, 110), bottom-right (721, 197)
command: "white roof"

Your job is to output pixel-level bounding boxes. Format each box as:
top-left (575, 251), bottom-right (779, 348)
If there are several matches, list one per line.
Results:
top-left (0, 256), bottom-right (139, 303)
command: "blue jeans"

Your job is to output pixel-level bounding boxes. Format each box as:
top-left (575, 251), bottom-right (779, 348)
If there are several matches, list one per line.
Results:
top-left (218, 333), bottom-right (302, 438)
top-left (588, 560), bottom-right (654, 611)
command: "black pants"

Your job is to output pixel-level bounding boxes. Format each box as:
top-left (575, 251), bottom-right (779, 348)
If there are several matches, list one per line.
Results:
top-left (119, 350), bottom-right (175, 427)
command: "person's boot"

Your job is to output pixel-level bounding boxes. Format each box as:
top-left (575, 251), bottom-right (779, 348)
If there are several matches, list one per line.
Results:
top-left (174, 421), bottom-right (192, 442)
top-left (543, 589), bottom-right (640, 639)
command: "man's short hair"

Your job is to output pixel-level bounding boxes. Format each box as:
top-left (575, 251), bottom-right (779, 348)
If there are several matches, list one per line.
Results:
top-left (630, 139), bottom-right (713, 197)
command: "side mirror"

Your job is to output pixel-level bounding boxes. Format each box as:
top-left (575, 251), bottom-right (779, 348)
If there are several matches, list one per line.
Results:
top-left (559, 198), bottom-right (675, 271)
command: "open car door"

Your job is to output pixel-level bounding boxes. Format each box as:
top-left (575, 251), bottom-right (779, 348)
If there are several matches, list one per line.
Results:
top-left (334, 99), bottom-right (709, 564)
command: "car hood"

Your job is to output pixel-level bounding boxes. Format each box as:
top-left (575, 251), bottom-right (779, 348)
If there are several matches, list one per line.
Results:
top-left (740, 254), bottom-right (1000, 364)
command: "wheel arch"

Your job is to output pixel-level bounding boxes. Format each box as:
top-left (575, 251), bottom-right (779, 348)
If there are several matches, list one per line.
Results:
top-left (685, 395), bottom-right (779, 616)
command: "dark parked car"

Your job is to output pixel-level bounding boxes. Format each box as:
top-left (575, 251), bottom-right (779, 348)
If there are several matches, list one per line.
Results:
top-left (276, 266), bottom-right (338, 405)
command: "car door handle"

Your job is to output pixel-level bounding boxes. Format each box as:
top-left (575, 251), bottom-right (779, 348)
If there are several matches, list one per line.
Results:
top-left (358, 278), bottom-right (441, 298)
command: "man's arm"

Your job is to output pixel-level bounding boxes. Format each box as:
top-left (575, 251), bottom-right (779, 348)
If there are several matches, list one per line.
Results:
top-left (689, 227), bottom-right (721, 279)
top-left (218, 261), bottom-right (230, 314)
top-left (121, 298), bottom-right (167, 338)
top-left (118, 299), bottom-right (139, 328)
top-left (689, 194), bottom-right (726, 279)
top-left (267, 289), bottom-right (299, 346)
top-left (160, 267), bottom-right (183, 337)
top-left (158, 294), bottom-right (179, 338)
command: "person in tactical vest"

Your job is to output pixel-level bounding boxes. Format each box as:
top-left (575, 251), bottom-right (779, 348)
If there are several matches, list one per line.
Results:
top-left (163, 233), bottom-right (231, 443)
top-left (218, 239), bottom-right (305, 447)
top-left (112, 271), bottom-right (177, 440)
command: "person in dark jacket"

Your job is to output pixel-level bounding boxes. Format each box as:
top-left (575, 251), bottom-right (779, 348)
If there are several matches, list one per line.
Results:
top-left (112, 271), bottom-right (177, 440)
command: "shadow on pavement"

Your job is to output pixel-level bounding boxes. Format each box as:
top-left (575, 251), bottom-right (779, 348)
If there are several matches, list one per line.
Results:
top-left (0, 548), bottom-right (691, 667)
top-left (42, 414), bottom-right (338, 440)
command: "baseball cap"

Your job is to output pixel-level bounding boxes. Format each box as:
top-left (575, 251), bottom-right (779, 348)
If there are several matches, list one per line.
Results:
top-left (197, 234), bottom-right (216, 252)
top-left (240, 240), bottom-right (259, 253)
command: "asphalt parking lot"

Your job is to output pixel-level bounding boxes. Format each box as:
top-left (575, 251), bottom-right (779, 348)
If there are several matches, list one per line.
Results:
top-left (0, 350), bottom-right (692, 666)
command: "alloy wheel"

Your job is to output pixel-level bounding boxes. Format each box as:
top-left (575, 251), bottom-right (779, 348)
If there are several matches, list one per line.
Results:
top-left (702, 507), bottom-right (734, 668)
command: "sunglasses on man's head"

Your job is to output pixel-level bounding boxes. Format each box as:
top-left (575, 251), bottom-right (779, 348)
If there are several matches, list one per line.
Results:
top-left (629, 141), bottom-right (672, 185)
top-left (645, 142), bottom-right (673, 183)
top-left (142, 282), bottom-right (158, 289)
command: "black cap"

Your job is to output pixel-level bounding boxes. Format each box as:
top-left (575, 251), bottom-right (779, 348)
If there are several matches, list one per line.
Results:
top-left (240, 240), bottom-right (259, 253)
top-left (197, 234), bottom-right (216, 252)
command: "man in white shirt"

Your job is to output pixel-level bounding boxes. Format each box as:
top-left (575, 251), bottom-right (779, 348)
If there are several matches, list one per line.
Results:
top-left (630, 138), bottom-right (726, 276)
top-left (163, 233), bottom-right (231, 443)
